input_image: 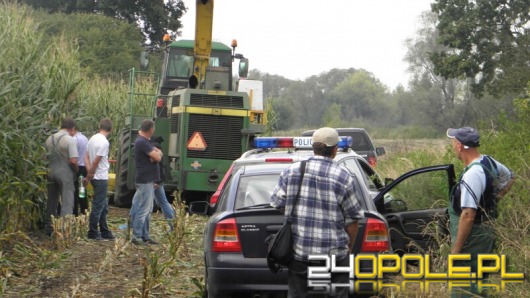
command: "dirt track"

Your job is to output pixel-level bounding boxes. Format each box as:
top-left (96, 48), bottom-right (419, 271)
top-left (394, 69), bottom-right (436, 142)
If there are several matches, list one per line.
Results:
top-left (2, 207), bottom-right (207, 297)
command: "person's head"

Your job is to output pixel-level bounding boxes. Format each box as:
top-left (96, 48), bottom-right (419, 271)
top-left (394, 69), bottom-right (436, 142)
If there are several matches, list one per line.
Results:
top-left (61, 117), bottom-right (76, 136)
top-left (140, 119), bottom-right (155, 137)
top-left (447, 127), bottom-right (480, 160)
top-left (312, 127), bottom-right (340, 158)
top-left (99, 118), bottom-right (113, 133)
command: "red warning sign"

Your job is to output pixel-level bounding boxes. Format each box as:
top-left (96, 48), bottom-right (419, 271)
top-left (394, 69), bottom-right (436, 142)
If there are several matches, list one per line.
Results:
top-left (187, 131), bottom-right (207, 151)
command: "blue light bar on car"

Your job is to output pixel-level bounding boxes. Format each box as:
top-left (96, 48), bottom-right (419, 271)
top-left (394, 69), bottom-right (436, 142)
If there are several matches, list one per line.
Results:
top-left (253, 136), bottom-right (352, 149)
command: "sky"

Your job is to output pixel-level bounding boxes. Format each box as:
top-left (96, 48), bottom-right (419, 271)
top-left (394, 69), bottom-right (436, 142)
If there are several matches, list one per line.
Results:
top-left (178, 0), bottom-right (433, 90)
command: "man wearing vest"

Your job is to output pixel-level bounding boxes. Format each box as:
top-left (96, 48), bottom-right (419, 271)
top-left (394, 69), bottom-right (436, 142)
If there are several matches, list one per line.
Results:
top-left (447, 127), bottom-right (515, 297)
top-left (44, 118), bottom-right (79, 236)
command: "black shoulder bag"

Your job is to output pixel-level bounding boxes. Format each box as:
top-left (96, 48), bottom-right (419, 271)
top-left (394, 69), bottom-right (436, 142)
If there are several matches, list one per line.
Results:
top-left (266, 161), bottom-right (307, 273)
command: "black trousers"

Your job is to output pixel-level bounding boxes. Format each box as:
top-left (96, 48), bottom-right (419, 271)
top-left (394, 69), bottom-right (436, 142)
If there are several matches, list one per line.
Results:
top-left (287, 256), bottom-right (350, 298)
top-left (74, 166), bottom-right (88, 216)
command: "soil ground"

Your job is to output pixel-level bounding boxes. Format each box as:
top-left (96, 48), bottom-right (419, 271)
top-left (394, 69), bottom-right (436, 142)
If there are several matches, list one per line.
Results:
top-left (1, 207), bottom-right (207, 298)
top-left (0, 139), bottom-right (447, 298)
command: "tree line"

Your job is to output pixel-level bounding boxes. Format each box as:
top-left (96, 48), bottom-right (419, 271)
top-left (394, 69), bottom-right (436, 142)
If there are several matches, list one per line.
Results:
top-left (14, 0), bottom-right (529, 138)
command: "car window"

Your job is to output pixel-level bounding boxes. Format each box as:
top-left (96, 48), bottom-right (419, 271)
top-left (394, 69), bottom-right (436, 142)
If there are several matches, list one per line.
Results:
top-left (348, 132), bottom-right (374, 151)
top-left (235, 174), bottom-right (279, 209)
top-left (356, 158), bottom-right (384, 189)
top-left (339, 158), bottom-right (379, 191)
top-left (216, 176), bottom-right (234, 212)
top-left (385, 170), bottom-right (449, 212)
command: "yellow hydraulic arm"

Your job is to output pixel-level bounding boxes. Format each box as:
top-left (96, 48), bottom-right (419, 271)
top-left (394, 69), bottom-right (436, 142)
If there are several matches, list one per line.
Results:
top-left (192, 0), bottom-right (214, 88)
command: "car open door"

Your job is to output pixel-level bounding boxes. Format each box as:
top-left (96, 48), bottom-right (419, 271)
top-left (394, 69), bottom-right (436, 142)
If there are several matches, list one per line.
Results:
top-left (374, 164), bottom-right (456, 254)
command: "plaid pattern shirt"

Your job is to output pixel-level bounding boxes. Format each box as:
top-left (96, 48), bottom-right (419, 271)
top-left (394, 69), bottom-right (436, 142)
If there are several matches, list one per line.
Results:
top-left (270, 156), bottom-right (364, 262)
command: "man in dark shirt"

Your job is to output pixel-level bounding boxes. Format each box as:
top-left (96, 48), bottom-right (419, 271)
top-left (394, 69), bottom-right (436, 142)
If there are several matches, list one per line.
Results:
top-left (129, 119), bottom-right (163, 245)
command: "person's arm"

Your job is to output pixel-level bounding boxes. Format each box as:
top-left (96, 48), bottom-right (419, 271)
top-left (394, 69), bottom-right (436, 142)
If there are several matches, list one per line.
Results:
top-left (68, 137), bottom-right (79, 173)
top-left (451, 207), bottom-right (476, 254)
top-left (148, 147), bottom-right (163, 163)
top-left (87, 156), bottom-right (102, 180)
top-left (84, 152), bottom-right (91, 174)
top-left (69, 157), bottom-right (79, 173)
top-left (345, 222), bottom-right (359, 253)
top-left (270, 172), bottom-right (288, 213)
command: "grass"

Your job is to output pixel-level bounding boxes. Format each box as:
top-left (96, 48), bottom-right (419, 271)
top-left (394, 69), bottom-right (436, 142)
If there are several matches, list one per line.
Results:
top-left (376, 137), bottom-right (530, 297)
top-left (0, 138), bottom-right (529, 297)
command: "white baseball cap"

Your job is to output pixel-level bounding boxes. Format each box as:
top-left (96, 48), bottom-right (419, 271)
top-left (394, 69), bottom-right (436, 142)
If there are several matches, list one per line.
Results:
top-left (312, 127), bottom-right (340, 147)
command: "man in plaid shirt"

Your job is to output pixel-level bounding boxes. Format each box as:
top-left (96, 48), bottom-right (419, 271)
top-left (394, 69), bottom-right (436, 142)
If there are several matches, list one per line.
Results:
top-left (271, 127), bottom-right (364, 298)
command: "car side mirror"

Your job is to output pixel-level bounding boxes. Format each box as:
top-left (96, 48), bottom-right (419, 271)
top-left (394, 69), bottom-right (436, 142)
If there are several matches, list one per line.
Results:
top-left (140, 51), bottom-right (149, 71)
top-left (384, 198), bottom-right (407, 212)
top-left (189, 201), bottom-right (210, 216)
top-left (376, 147), bottom-right (386, 156)
top-left (238, 58), bottom-right (249, 78)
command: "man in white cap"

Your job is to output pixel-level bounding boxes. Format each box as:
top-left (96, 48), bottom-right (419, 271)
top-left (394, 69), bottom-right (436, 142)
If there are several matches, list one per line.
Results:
top-left (447, 127), bottom-right (515, 296)
top-left (270, 127), bottom-right (363, 298)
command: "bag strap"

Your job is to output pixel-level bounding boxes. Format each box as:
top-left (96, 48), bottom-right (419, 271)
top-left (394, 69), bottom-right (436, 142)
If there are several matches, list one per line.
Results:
top-left (288, 161), bottom-right (307, 220)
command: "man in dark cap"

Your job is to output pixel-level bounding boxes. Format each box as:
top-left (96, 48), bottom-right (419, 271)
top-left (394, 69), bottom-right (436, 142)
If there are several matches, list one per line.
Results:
top-left (447, 127), bottom-right (515, 296)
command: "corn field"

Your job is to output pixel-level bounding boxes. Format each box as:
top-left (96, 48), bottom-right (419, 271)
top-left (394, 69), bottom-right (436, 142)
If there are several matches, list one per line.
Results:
top-left (0, 2), bottom-right (154, 233)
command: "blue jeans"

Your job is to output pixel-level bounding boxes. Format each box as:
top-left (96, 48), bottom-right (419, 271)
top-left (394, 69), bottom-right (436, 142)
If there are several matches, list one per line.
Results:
top-left (88, 179), bottom-right (112, 238)
top-left (130, 183), bottom-right (154, 241)
top-left (154, 184), bottom-right (175, 230)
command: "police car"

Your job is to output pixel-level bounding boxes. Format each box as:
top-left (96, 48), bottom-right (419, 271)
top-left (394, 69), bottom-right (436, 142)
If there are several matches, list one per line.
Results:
top-left (191, 137), bottom-right (456, 297)
top-left (209, 136), bottom-right (385, 208)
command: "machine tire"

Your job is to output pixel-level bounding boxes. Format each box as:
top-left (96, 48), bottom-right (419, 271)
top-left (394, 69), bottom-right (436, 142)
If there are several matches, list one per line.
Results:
top-left (113, 127), bottom-right (135, 207)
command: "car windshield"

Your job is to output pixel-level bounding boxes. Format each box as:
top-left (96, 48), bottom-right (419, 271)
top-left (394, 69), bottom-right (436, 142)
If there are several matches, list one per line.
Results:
top-left (235, 174), bottom-right (279, 209)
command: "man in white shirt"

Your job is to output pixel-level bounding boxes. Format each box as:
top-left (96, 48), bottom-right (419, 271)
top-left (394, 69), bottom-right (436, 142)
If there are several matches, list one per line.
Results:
top-left (85, 118), bottom-right (115, 240)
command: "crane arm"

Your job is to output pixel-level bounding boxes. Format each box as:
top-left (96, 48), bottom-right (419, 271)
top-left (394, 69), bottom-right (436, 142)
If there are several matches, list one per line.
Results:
top-left (192, 0), bottom-right (214, 87)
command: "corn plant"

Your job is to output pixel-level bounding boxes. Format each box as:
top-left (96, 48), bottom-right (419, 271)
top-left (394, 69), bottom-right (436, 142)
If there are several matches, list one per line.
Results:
top-left (75, 75), bottom-right (156, 159)
top-left (0, 2), bottom-right (82, 233)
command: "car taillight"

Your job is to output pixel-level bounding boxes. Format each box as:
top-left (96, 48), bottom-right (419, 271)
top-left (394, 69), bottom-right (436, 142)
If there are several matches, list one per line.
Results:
top-left (212, 218), bottom-right (242, 252)
top-left (361, 218), bottom-right (389, 252)
top-left (368, 156), bottom-right (377, 167)
top-left (209, 192), bottom-right (220, 207)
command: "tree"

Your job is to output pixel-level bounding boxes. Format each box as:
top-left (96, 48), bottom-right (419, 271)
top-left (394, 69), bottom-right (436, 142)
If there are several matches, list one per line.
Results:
top-left (248, 69), bottom-right (293, 99)
top-left (405, 11), bottom-right (516, 130)
top-left (329, 70), bottom-right (387, 121)
top-left (35, 12), bottom-right (145, 77)
top-left (430, 0), bottom-right (530, 97)
top-left (322, 103), bottom-right (344, 127)
top-left (21, 0), bottom-right (186, 48)
top-left (404, 12), bottom-right (467, 129)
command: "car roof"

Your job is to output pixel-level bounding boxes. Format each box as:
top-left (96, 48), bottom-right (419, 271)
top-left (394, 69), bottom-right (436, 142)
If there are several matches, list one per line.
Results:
top-left (234, 149), bottom-right (363, 168)
top-left (239, 148), bottom-right (362, 160)
top-left (302, 127), bottom-right (367, 135)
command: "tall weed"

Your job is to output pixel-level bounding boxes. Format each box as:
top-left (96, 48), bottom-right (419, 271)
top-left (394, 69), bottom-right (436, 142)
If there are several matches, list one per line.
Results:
top-left (378, 96), bottom-right (530, 297)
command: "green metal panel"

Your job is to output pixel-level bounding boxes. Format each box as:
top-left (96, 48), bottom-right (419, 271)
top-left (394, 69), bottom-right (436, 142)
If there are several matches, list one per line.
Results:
top-left (153, 117), bottom-right (170, 149)
top-left (179, 159), bottom-right (233, 192)
top-left (169, 39), bottom-right (232, 52)
top-left (165, 88), bottom-right (253, 194)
